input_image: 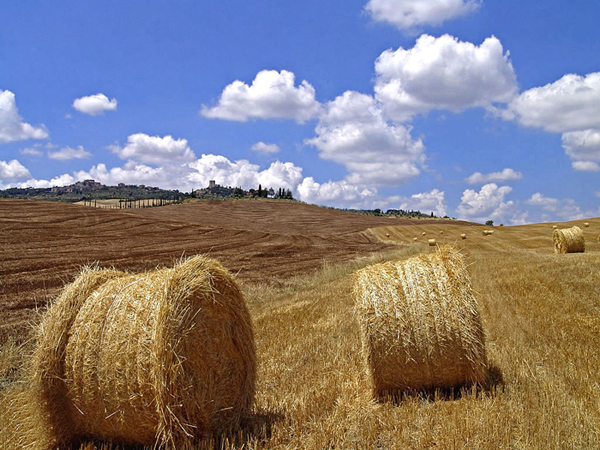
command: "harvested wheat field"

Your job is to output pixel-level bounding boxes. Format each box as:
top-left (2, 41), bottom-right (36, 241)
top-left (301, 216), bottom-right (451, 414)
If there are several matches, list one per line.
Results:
top-left (1, 199), bottom-right (600, 449)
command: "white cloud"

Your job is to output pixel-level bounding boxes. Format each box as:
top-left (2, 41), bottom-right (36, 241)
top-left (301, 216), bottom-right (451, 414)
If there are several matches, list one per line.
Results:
top-left (365, 0), bottom-right (481, 31)
top-left (0, 159), bottom-right (31, 181)
top-left (562, 129), bottom-right (600, 170)
top-left (251, 141), bottom-right (280, 154)
top-left (526, 193), bottom-right (584, 221)
top-left (48, 145), bottom-right (91, 161)
top-left (110, 133), bottom-right (197, 165)
top-left (464, 167), bottom-right (523, 184)
top-left (306, 91), bottom-right (425, 186)
top-left (13, 173), bottom-right (76, 189)
top-left (187, 155), bottom-right (303, 191)
top-left (20, 147), bottom-right (43, 156)
top-left (296, 177), bottom-right (377, 207)
top-left (509, 73), bottom-right (600, 133)
top-left (0, 90), bottom-right (48, 143)
top-left (375, 34), bottom-right (517, 122)
top-left (72, 93), bottom-right (117, 116)
top-left (398, 188), bottom-right (447, 217)
top-left (200, 70), bottom-right (321, 123)
top-left (572, 161), bottom-right (600, 172)
top-left (455, 183), bottom-right (513, 223)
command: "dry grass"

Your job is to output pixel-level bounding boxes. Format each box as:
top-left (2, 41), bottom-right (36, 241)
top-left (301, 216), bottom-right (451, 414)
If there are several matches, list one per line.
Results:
top-left (2, 219), bottom-right (600, 449)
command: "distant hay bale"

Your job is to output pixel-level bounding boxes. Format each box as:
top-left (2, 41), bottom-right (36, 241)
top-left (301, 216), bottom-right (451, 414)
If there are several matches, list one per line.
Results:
top-left (461, 233), bottom-right (467, 240)
top-left (422, 231), bottom-right (426, 236)
top-left (439, 231), bottom-right (444, 235)
top-left (30, 256), bottom-right (256, 449)
top-left (499, 224), bottom-right (504, 227)
top-left (584, 222), bottom-right (590, 227)
top-left (353, 246), bottom-right (488, 397)
top-left (385, 233), bottom-right (390, 237)
top-left (553, 226), bottom-right (585, 254)
top-left (488, 230), bottom-right (494, 235)
top-left (552, 225), bottom-right (558, 229)
top-left (428, 238), bottom-right (436, 246)
top-left (482, 230), bottom-right (489, 236)
top-left (413, 237), bottom-right (418, 241)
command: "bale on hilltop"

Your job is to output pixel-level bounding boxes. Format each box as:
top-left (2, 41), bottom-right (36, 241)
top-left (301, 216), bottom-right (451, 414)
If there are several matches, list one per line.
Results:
top-left (30, 255), bottom-right (256, 449)
top-left (353, 246), bottom-right (488, 397)
top-left (553, 226), bottom-right (585, 254)
top-left (584, 222), bottom-right (590, 227)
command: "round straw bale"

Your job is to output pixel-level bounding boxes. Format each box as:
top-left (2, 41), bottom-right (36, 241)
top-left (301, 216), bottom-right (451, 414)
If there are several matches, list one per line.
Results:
top-left (460, 233), bottom-right (467, 240)
top-left (413, 237), bottom-right (418, 241)
top-left (439, 231), bottom-right (444, 235)
top-left (353, 246), bottom-right (487, 397)
top-left (552, 225), bottom-right (558, 229)
top-left (584, 222), bottom-right (590, 227)
top-left (386, 233), bottom-right (390, 237)
top-left (482, 230), bottom-right (489, 236)
top-left (422, 231), bottom-right (426, 236)
top-left (428, 238), bottom-right (436, 246)
top-left (30, 256), bottom-right (256, 448)
top-left (553, 226), bottom-right (585, 254)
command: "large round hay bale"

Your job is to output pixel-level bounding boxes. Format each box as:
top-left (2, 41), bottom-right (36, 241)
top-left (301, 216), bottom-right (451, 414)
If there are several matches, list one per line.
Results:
top-left (422, 231), bottom-right (426, 236)
top-left (353, 246), bottom-right (488, 397)
top-left (553, 226), bottom-right (585, 254)
top-left (30, 256), bottom-right (256, 449)
top-left (413, 237), bottom-right (418, 241)
top-left (584, 222), bottom-right (590, 228)
top-left (460, 233), bottom-right (467, 240)
top-left (428, 238), bottom-right (436, 246)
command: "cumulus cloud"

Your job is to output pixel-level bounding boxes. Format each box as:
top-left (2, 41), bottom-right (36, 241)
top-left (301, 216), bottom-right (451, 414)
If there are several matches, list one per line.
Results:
top-left (572, 161), bottom-right (600, 172)
top-left (110, 133), bottom-right (197, 165)
top-left (375, 34), bottom-right (517, 122)
top-left (398, 188), bottom-right (447, 217)
top-left (561, 129), bottom-right (600, 171)
top-left (251, 141), bottom-right (280, 154)
top-left (187, 155), bottom-right (303, 191)
top-left (296, 177), bottom-right (377, 206)
top-left (509, 73), bottom-right (600, 133)
top-left (200, 70), bottom-right (321, 123)
top-left (48, 145), bottom-right (91, 161)
top-left (365, 0), bottom-right (481, 31)
top-left (0, 90), bottom-right (48, 143)
top-left (455, 183), bottom-right (514, 223)
top-left (72, 93), bottom-right (118, 116)
top-left (464, 168), bottom-right (523, 184)
top-left (306, 91), bottom-right (425, 186)
top-left (526, 193), bottom-right (584, 221)
top-left (0, 159), bottom-right (32, 181)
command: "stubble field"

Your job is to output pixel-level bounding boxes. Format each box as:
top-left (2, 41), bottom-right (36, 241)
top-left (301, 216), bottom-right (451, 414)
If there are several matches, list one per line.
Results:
top-left (1, 199), bottom-right (599, 449)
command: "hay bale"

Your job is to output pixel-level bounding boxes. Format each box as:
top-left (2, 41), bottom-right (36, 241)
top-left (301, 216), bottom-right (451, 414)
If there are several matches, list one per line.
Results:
top-left (460, 233), bottom-right (467, 240)
top-left (422, 231), bottom-right (426, 236)
top-left (439, 231), bottom-right (444, 235)
top-left (584, 222), bottom-right (590, 227)
top-left (482, 230), bottom-right (489, 236)
top-left (413, 237), bottom-right (418, 242)
top-left (30, 256), bottom-right (256, 449)
top-left (552, 225), bottom-right (558, 229)
top-left (353, 246), bottom-right (488, 397)
top-left (553, 226), bottom-right (585, 254)
top-left (428, 238), bottom-right (436, 246)
top-left (499, 224), bottom-right (504, 227)
top-left (385, 233), bottom-right (390, 237)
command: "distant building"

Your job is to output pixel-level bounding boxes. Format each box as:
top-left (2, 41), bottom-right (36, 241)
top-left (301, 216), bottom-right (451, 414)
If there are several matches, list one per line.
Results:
top-left (209, 180), bottom-right (217, 188)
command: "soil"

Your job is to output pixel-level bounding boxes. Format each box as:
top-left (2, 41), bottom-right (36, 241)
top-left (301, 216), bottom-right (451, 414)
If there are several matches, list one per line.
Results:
top-left (0, 198), bottom-right (474, 341)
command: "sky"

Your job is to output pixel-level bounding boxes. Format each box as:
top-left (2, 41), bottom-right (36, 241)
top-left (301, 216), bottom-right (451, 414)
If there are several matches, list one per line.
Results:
top-left (1, 0), bottom-right (599, 224)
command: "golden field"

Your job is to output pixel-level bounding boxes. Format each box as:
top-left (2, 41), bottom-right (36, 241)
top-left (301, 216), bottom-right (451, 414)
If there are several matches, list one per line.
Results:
top-left (1, 201), bottom-right (599, 449)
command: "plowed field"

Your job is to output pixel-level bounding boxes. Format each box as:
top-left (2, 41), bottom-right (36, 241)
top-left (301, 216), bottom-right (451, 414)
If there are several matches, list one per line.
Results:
top-left (0, 199), bottom-right (472, 340)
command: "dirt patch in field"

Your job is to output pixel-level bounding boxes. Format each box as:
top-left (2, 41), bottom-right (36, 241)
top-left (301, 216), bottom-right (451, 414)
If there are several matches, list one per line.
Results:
top-left (0, 199), bottom-right (473, 341)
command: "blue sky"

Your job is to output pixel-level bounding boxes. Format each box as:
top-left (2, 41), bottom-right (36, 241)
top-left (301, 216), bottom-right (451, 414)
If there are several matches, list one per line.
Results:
top-left (1, 0), bottom-right (599, 223)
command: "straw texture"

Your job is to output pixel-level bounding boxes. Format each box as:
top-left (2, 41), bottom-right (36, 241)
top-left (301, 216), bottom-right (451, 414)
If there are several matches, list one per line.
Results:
top-left (353, 246), bottom-right (488, 397)
top-left (553, 226), bottom-right (585, 254)
top-left (30, 256), bottom-right (256, 449)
